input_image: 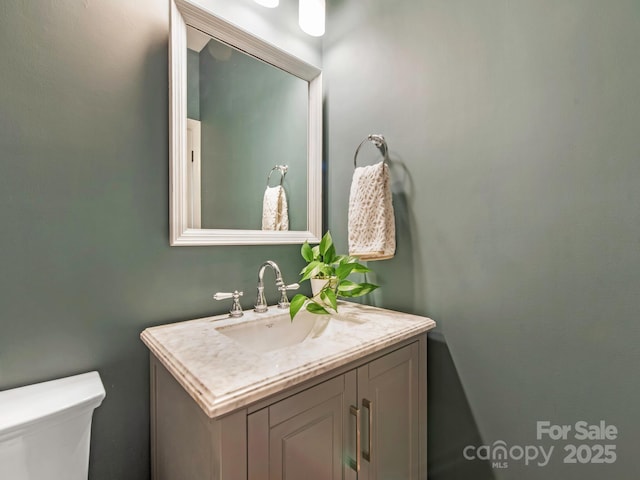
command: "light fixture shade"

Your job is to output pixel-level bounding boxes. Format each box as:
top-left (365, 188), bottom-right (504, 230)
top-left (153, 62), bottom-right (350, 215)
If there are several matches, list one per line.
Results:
top-left (254, 0), bottom-right (279, 8)
top-left (299, 0), bottom-right (325, 37)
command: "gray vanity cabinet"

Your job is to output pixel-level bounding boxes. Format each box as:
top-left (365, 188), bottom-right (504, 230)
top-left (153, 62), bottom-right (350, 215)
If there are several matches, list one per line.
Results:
top-left (149, 335), bottom-right (427, 480)
top-left (247, 341), bottom-right (424, 480)
top-left (247, 372), bottom-right (357, 480)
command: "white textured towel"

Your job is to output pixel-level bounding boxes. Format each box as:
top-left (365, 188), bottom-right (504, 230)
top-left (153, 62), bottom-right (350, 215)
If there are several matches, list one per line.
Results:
top-left (348, 161), bottom-right (395, 260)
top-left (262, 185), bottom-right (289, 231)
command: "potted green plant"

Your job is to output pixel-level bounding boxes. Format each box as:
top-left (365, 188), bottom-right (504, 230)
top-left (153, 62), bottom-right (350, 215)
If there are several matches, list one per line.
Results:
top-left (289, 231), bottom-right (379, 320)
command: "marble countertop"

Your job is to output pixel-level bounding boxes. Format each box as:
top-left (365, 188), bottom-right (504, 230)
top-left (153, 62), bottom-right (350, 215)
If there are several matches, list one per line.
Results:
top-left (140, 301), bottom-right (435, 418)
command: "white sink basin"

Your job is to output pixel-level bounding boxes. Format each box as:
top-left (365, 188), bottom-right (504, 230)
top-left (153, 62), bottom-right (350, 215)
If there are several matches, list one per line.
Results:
top-left (215, 309), bottom-right (364, 353)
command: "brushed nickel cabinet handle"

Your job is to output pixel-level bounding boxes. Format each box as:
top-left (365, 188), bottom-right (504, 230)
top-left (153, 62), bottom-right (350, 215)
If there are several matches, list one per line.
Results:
top-left (363, 398), bottom-right (373, 462)
top-left (349, 405), bottom-right (361, 472)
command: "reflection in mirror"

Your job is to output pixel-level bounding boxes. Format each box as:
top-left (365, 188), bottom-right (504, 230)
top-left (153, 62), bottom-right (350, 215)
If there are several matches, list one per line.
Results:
top-left (186, 26), bottom-right (308, 231)
top-left (170, 0), bottom-right (322, 246)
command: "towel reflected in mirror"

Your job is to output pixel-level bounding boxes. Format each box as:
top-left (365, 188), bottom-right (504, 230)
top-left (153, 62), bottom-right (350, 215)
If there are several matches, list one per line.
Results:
top-left (262, 185), bottom-right (289, 231)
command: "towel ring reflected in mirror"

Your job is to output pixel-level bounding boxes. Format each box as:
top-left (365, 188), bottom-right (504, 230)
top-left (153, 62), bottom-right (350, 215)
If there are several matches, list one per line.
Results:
top-left (353, 134), bottom-right (389, 168)
top-left (267, 165), bottom-right (288, 187)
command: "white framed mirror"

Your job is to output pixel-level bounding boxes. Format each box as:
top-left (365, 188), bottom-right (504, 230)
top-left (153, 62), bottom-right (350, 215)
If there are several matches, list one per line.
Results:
top-left (170, 0), bottom-right (322, 245)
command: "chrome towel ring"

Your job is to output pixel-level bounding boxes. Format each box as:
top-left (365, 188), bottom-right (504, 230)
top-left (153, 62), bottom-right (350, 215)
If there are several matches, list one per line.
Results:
top-left (353, 134), bottom-right (389, 168)
top-left (267, 165), bottom-right (288, 187)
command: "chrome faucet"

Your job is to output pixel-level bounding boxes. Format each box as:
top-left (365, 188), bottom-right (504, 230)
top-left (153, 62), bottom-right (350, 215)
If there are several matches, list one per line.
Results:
top-left (255, 260), bottom-right (299, 312)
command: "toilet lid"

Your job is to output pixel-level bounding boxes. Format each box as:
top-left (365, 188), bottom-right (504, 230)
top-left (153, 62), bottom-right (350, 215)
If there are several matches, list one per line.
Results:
top-left (0, 371), bottom-right (105, 440)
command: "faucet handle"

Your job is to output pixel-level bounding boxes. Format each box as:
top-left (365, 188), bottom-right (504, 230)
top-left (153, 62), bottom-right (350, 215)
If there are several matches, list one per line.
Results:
top-left (277, 283), bottom-right (300, 309)
top-left (213, 290), bottom-right (244, 318)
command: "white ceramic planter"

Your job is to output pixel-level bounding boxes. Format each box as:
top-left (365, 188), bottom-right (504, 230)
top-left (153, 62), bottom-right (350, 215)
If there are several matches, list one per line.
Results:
top-left (310, 277), bottom-right (336, 296)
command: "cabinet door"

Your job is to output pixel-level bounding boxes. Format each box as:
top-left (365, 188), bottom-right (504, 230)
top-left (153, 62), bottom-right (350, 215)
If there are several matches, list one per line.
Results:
top-left (357, 342), bottom-right (421, 480)
top-left (248, 372), bottom-right (358, 480)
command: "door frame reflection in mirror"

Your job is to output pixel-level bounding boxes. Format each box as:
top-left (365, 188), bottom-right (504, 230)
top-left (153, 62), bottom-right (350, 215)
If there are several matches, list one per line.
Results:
top-left (170, 0), bottom-right (322, 245)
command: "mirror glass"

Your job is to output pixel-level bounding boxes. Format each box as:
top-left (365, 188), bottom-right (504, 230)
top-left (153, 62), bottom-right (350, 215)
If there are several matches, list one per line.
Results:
top-left (186, 26), bottom-right (308, 231)
top-left (170, 0), bottom-right (322, 246)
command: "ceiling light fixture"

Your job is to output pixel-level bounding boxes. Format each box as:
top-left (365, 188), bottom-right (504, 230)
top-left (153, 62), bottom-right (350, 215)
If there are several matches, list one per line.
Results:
top-left (254, 0), bottom-right (279, 8)
top-left (299, 0), bottom-right (325, 37)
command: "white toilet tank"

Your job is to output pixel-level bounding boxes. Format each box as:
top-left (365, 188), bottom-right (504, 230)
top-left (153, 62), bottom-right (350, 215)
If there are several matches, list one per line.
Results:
top-left (0, 371), bottom-right (106, 480)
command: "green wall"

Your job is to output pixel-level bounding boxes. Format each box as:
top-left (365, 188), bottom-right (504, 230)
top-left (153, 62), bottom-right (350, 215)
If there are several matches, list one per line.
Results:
top-left (0, 1), bottom-right (313, 479)
top-left (325, 0), bottom-right (640, 479)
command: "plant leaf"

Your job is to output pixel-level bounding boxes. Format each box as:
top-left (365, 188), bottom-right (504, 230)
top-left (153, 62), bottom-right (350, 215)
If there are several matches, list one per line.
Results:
top-left (324, 243), bottom-right (337, 264)
top-left (319, 265), bottom-right (335, 278)
top-left (350, 263), bottom-right (371, 274)
top-left (306, 302), bottom-right (330, 315)
top-left (336, 262), bottom-right (357, 280)
top-left (321, 288), bottom-right (338, 311)
top-left (354, 282), bottom-right (379, 296)
top-left (319, 231), bottom-right (333, 257)
top-left (335, 255), bottom-right (350, 264)
top-left (300, 261), bottom-right (322, 280)
top-left (289, 294), bottom-right (308, 320)
top-left (337, 280), bottom-right (359, 292)
top-left (301, 241), bottom-right (313, 262)
top-left (339, 282), bottom-right (379, 298)
top-left (338, 288), bottom-right (357, 298)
